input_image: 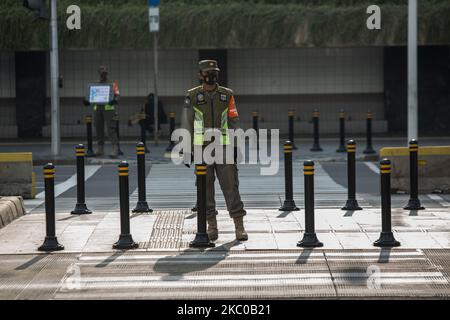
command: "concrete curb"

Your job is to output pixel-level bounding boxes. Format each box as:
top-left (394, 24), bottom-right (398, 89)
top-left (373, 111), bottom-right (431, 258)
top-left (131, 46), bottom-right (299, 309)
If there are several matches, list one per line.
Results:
top-left (0, 197), bottom-right (26, 229)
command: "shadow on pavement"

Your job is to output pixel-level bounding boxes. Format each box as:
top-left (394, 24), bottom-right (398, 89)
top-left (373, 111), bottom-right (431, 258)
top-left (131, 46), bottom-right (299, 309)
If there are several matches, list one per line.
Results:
top-left (153, 241), bottom-right (240, 280)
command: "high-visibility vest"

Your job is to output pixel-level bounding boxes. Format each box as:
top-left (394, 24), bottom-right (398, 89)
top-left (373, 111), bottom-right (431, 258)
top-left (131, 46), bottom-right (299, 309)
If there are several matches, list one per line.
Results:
top-left (193, 105), bottom-right (230, 146)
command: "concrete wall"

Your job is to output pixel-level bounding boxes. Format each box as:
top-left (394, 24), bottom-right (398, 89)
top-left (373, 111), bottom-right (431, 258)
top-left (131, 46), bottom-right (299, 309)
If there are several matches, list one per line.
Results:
top-left (1, 47), bottom-right (386, 138)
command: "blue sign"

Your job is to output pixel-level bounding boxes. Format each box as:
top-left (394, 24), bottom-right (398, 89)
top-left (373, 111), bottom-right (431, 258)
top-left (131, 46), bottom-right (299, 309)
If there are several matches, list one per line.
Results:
top-left (148, 0), bottom-right (160, 6)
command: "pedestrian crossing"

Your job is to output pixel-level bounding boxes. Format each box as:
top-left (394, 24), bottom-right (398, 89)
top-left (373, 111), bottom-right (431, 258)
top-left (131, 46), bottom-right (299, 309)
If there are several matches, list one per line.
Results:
top-left (24, 161), bottom-right (450, 213)
top-left (129, 162), bottom-right (372, 209)
top-left (45, 249), bottom-right (450, 299)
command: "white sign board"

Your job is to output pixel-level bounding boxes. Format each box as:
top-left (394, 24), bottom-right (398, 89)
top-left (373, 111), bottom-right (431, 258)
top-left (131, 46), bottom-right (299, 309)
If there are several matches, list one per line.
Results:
top-left (149, 7), bottom-right (159, 32)
top-left (88, 85), bottom-right (112, 104)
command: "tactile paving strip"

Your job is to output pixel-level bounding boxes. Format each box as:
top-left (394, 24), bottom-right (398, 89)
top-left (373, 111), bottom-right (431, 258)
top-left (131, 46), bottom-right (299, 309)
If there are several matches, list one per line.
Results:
top-left (147, 210), bottom-right (187, 249)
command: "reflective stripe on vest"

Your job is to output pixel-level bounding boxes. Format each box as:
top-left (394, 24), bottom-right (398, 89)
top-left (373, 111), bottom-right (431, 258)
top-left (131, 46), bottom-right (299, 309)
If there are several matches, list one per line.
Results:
top-left (193, 106), bottom-right (204, 145)
top-left (192, 106), bottom-right (230, 146)
top-left (93, 104), bottom-right (115, 112)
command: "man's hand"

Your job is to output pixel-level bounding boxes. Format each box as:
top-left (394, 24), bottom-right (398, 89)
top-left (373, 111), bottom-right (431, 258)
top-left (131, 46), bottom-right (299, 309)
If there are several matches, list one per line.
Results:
top-left (83, 98), bottom-right (90, 106)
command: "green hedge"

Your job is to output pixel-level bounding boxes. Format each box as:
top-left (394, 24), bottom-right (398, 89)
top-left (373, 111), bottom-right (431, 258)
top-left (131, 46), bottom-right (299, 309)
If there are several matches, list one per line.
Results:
top-left (0, 0), bottom-right (449, 50)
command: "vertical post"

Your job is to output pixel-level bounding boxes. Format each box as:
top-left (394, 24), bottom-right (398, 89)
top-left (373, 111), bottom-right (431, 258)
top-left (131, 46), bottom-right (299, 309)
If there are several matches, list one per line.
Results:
top-left (115, 116), bottom-right (124, 156)
top-left (280, 141), bottom-right (299, 211)
top-left (404, 139), bottom-right (424, 210)
top-left (408, 0), bottom-right (418, 143)
top-left (113, 161), bottom-right (138, 249)
top-left (336, 110), bottom-right (346, 152)
top-left (297, 160), bottom-right (323, 248)
top-left (189, 164), bottom-right (215, 248)
top-left (288, 111), bottom-right (297, 150)
top-left (50, 0), bottom-right (60, 156)
top-left (71, 144), bottom-right (92, 215)
top-left (310, 110), bottom-right (322, 152)
top-left (153, 33), bottom-right (159, 146)
top-left (38, 163), bottom-right (64, 251)
top-left (166, 112), bottom-right (176, 151)
top-left (363, 111), bottom-right (376, 154)
top-left (342, 140), bottom-right (362, 211)
top-left (133, 142), bottom-right (152, 213)
top-left (85, 115), bottom-right (95, 157)
top-left (252, 111), bottom-right (259, 150)
top-left (374, 159), bottom-right (401, 247)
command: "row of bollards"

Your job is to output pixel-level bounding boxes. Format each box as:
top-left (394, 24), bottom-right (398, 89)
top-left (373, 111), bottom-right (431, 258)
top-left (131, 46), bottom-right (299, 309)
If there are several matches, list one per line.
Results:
top-left (39, 141), bottom-right (153, 251)
top-left (84, 112), bottom-right (178, 156)
top-left (251, 109), bottom-right (376, 153)
top-left (277, 138), bottom-right (425, 248)
top-left (38, 135), bottom-right (422, 251)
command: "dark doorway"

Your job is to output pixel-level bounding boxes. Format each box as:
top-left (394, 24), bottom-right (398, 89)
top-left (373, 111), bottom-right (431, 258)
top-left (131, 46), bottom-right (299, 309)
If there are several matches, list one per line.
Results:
top-left (15, 51), bottom-right (46, 138)
top-left (198, 49), bottom-right (228, 87)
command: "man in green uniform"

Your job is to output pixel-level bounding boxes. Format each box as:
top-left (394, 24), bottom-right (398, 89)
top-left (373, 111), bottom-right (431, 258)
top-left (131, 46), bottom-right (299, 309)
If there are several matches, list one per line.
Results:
top-left (181, 60), bottom-right (248, 241)
top-left (85, 66), bottom-right (120, 158)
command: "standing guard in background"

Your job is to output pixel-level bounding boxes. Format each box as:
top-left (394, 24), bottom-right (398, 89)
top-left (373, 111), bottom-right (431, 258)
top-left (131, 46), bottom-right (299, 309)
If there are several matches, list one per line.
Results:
top-left (84, 65), bottom-right (120, 158)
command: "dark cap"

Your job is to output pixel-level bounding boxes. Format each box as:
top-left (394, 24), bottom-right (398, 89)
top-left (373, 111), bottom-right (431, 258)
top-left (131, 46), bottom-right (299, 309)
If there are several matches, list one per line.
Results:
top-left (199, 60), bottom-right (220, 72)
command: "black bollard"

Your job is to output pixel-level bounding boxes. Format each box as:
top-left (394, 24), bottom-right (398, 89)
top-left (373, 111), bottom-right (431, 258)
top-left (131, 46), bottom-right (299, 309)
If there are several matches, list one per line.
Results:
top-left (336, 110), bottom-right (346, 153)
top-left (404, 139), bottom-right (425, 210)
top-left (38, 163), bottom-right (64, 252)
top-left (85, 115), bottom-right (95, 157)
top-left (280, 141), bottom-right (299, 211)
top-left (341, 140), bottom-right (362, 211)
top-left (139, 112), bottom-right (150, 153)
top-left (252, 111), bottom-right (259, 150)
top-left (297, 160), bottom-right (323, 248)
top-left (374, 159), bottom-right (401, 247)
top-left (113, 161), bottom-right (138, 249)
top-left (133, 142), bottom-right (153, 213)
top-left (115, 116), bottom-right (124, 156)
top-left (363, 111), bottom-right (376, 154)
top-left (166, 112), bottom-right (176, 152)
top-left (189, 164), bottom-right (215, 248)
top-left (310, 110), bottom-right (323, 152)
top-left (71, 144), bottom-right (92, 215)
top-left (288, 111), bottom-right (298, 150)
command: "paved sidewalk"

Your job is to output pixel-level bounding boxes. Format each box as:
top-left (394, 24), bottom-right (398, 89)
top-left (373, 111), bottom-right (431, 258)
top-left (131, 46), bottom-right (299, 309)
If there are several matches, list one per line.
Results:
top-left (1, 208), bottom-right (450, 254)
top-left (1, 208), bottom-right (450, 299)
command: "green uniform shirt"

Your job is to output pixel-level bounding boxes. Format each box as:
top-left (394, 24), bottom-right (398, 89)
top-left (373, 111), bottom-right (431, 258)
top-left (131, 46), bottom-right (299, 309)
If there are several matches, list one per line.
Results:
top-left (181, 84), bottom-right (240, 146)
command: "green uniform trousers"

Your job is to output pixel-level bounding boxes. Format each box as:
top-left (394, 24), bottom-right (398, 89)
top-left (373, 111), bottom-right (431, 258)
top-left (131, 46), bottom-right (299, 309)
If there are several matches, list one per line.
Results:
top-left (204, 164), bottom-right (246, 219)
top-left (94, 106), bottom-right (118, 146)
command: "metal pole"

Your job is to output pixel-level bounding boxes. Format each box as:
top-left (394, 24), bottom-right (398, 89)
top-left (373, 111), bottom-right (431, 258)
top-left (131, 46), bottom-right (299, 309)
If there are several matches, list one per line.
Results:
top-left (133, 142), bottom-right (152, 213)
top-left (310, 110), bottom-right (322, 152)
top-left (85, 115), bottom-right (95, 157)
top-left (71, 144), bottom-right (91, 215)
top-left (342, 140), bottom-right (362, 211)
top-left (288, 111), bottom-right (297, 150)
top-left (279, 141), bottom-right (299, 211)
top-left (189, 164), bottom-right (215, 248)
top-left (297, 160), bottom-right (323, 248)
top-left (113, 161), bottom-right (138, 250)
top-left (50, 0), bottom-right (60, 156)
top-left (374, 159), bottom-right (401, 247)
top-left (38, 163), bottom-right (64, 251)
top-left (336, 110), bottom-right (346, 153)
top-left (408, 0), bottom-right (418, 143)
top-left (404, 139), bottom-right (424, 210)
top-left (364, 111), bottom-right (376, 154)
top-left (153, 33), bottom-right (159, 146)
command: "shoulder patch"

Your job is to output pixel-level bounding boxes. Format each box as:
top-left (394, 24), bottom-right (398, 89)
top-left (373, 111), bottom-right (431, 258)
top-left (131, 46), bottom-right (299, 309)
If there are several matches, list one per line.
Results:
top-left (220, 94), bottom-right (227, 102)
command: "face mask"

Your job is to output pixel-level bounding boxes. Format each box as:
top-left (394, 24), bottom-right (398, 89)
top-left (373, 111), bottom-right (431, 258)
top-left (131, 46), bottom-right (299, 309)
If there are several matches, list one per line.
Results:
top-left (202, 71), bottom-right (218, 85)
